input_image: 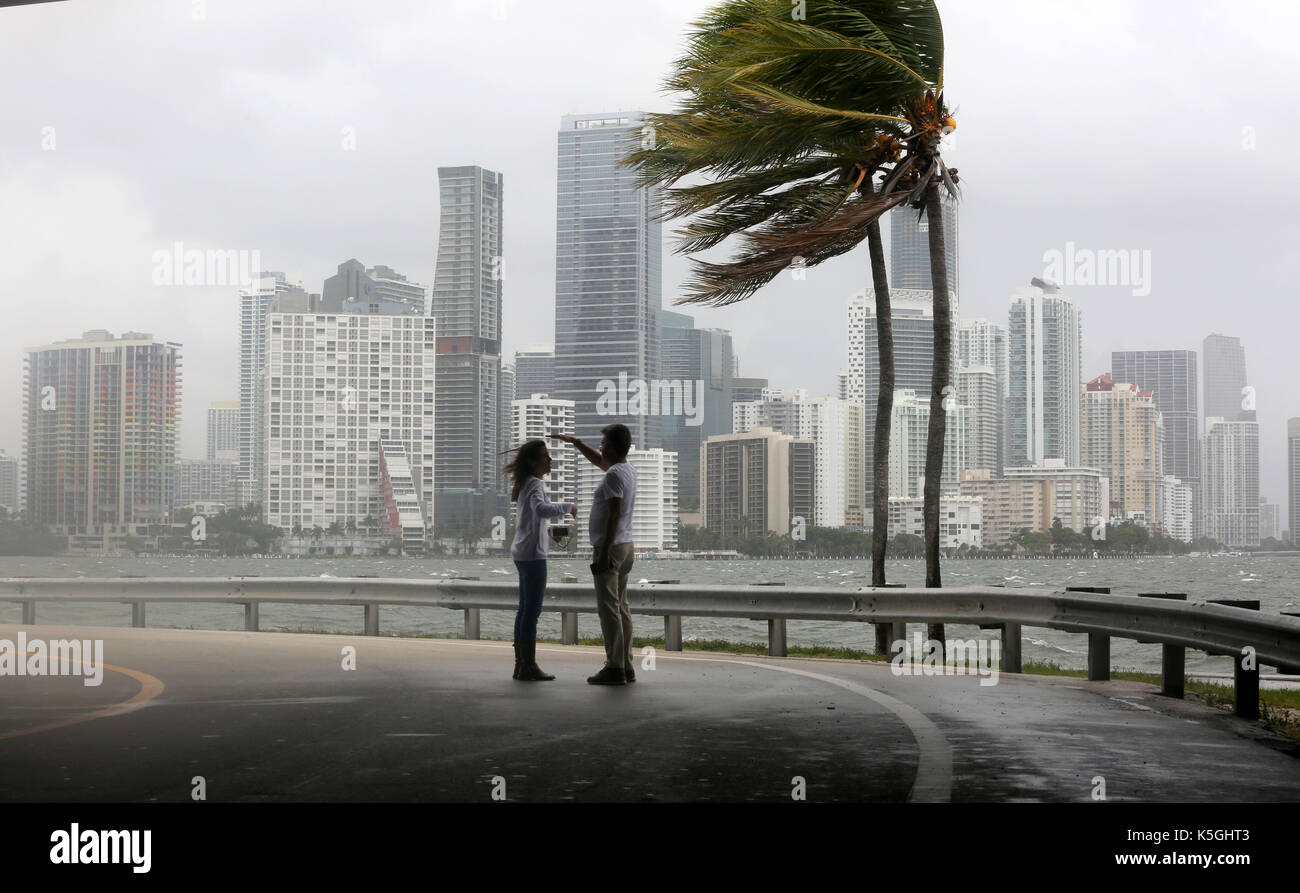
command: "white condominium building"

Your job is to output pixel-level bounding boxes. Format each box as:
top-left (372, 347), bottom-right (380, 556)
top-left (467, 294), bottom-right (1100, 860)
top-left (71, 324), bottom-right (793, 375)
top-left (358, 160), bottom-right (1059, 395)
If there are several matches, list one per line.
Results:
top-left (264, 313), bottom-right (436, 547)
top-left (512, 393), bottom-right (576, 507)
top-left (887, 388), bottom-right (969, 500)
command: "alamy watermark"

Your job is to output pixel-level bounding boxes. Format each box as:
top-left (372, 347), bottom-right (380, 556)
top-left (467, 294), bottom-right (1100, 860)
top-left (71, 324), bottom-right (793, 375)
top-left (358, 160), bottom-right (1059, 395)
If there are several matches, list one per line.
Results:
top-left (890, 632), bottom-right (1000, 686)
top-left (1041, 241), bottom-right (1152, 297)
top-left (1, 633), bottom-right (104, 686)
top-left (596, 372), bottom-right (704, 426)
top-left (151, 242), bottom-right (262, 288)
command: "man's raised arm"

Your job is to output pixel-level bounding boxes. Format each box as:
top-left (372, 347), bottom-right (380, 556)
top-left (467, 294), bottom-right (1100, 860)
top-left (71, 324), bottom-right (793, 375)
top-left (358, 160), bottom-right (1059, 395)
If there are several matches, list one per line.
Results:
top-left (549, 433), bottom-right (609, 470)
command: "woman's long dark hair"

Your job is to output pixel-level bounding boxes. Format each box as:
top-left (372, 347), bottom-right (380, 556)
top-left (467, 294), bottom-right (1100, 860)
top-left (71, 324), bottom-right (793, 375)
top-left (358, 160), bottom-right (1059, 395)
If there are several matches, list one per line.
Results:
top-left (503, 439), bottom-right (547, 502)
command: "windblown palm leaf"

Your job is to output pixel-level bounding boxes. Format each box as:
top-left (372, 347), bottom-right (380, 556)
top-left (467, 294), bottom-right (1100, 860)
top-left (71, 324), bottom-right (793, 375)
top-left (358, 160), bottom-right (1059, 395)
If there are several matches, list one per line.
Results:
top-left (627, 0), bottom-right (955, 306)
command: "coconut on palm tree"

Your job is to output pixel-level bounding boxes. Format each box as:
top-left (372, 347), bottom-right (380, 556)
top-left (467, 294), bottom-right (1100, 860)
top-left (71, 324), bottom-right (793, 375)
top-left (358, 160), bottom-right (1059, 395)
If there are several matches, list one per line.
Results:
top-left (627, 0), bottom-right (959, 635)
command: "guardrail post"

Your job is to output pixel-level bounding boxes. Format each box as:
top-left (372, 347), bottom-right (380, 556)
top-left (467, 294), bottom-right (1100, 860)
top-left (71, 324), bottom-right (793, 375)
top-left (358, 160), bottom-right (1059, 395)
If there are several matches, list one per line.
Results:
top-left (872, 583), bottom-right (906, 655)
top-left (364, 604), bottom-right (380, 636)
top-left (664, 615), bottom-right (682, 651)
top-left (20, 600), bottom-right (35, 625)
top-left (244, 601), bottom-right (260, 632)
top-left (1278, 612), bottom-right (1300, 675)
top-left (464, 608), bottom-right (480, 640)
top-left (1087, 632), bottom-right (1110, 681)
top-left (1002, 623), bottom-right (1022, 673)
top-left (1210, 599), bottom-right (1261, 719)
top-left (561, 611), bottom-right (578, 645)
top-left (1139, 593), bottom-right (1186, 698)
top-left (1068, 587), bottom-right (1111, 681)
top-left (768, 618), bottom-right (787, 657)
top-left (130, 601), bottom-right (146, 628)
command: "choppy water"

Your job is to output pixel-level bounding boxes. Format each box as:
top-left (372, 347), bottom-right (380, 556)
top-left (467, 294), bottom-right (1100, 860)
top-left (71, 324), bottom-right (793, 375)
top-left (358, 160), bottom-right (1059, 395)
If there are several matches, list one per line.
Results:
top-left (2, 554), bottom-right (1297, 675)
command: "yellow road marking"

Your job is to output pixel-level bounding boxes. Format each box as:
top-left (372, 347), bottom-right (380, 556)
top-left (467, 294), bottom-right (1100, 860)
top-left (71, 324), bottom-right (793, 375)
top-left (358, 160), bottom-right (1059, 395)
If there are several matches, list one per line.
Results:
top-left (0, 653), bottom-right (165, 741)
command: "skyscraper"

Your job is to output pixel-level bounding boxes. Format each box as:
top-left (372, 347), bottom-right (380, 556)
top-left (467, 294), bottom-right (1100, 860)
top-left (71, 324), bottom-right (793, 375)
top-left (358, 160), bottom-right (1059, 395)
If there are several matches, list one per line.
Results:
top-left (956, 365), bottom-right (1000, 476)
top-left (1288, 418), bottom-right (1300, 545)
top-left (659, 310), bottom-right (734, 510)
top-left (1203, 417), bottom-right (1259, 548)
top-left (731, 377), bottom-right (768, 405)
top-left (24, 330), bottom-right (181, 551)
top-left (238, 272), bottom-right (316, 510)
top-left (264, 312), bottom-right (435, 548)
top-left (847, 288), bottom-right (952, 507)
top-left (322, 260), bottom-right (426, 315)
top-left (513, 346), bottom-right (555, 402)
top-left (1203, 334), bottom-right (1252, 422)
top-left (0, 449), bottom-right (20, 515)
top-left (701, 428), bottom-right (814, 537)
top-left (432, 165), bottom-right (505, 528)
top-left (1259, 498), bottom-right (1280, 542)
top-left (554, 112), bottom-right (662, 449)
top-left (498, 361), bottom-right (516, 476)
top-left (889, 194), bottom-right (958, 299)
top-left (1081, 375), bottom-right (1163, 526)
top-left (957, 318), bottom-right (1007, 473)
top-left (887, 389), bottom-right (970, 500)
top-left (513, 394), bottom-right (575, 507)
top-left (1007, 280), bottom-right (1082, 468)
top-left (1110, 349), bottom-right (1200, 535)
top-left (206, 400), bottom-right (239, 462)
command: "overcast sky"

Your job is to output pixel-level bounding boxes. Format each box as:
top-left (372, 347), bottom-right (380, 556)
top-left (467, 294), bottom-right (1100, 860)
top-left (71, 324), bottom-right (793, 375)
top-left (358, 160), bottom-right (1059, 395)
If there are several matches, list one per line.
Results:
top-left (2, 0), bottom-right (1298, 529)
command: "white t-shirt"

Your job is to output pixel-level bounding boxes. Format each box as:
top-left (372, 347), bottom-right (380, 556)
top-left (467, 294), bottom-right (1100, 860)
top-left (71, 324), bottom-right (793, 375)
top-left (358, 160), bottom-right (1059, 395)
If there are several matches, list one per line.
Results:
top-left (588, 461), bottom-right (637, 550)
top-left (510, 477), bottom-right (575, 561)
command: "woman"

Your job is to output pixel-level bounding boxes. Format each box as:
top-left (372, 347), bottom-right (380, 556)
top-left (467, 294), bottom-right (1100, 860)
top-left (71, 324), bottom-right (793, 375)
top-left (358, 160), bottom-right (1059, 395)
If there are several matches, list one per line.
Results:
top-left (504, 439), bottom-right (577, 681)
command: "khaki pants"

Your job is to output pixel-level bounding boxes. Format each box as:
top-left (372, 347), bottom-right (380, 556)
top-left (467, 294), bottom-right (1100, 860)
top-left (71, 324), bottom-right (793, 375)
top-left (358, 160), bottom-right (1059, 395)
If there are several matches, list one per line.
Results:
top-left (593, 542), bottom-right (636, 671)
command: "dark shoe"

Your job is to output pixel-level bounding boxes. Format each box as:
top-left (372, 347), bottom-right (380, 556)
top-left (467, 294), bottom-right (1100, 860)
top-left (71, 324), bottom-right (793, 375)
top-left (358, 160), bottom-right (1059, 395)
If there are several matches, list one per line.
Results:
top-left (518, 640), bottom-right (555, 682)
top-left (587, 666), bottom-right (627, 685)
top-left (624, 666), bottom-right (636, 683)
top-left (512, 641), bottom-right (520, 680)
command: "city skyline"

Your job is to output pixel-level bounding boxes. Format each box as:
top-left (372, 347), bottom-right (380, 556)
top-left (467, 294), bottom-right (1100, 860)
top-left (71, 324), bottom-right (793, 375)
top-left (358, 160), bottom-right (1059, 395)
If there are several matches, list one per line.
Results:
top-left (3, 1), bottom-right (1300, 531)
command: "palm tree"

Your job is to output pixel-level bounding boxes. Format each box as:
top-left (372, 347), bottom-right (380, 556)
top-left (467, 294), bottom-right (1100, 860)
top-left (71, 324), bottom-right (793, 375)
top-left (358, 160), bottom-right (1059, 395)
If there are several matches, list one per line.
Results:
top-left (628, 0), bottom-right (958, 629)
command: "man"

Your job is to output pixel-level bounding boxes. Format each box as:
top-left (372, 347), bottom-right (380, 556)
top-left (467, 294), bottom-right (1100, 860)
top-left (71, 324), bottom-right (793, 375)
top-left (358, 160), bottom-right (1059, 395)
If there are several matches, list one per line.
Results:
top-left (550, 424), bottom-right (637, 685)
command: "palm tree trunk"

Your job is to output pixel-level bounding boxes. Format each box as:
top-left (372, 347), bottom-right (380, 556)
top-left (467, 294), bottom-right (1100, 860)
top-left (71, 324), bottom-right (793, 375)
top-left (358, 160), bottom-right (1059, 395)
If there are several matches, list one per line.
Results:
top-left (922, 182), bottom-right (953, 644)
top-left (865, 172), bottom-right (895, 656)
top-left (867, 177), bottom-right (894, 589)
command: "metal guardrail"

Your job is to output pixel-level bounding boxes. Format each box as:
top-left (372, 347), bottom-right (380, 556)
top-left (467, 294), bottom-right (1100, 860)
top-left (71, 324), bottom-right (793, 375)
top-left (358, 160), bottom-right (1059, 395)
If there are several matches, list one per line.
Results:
top-left (3, 576), bottom-right (1298, 718)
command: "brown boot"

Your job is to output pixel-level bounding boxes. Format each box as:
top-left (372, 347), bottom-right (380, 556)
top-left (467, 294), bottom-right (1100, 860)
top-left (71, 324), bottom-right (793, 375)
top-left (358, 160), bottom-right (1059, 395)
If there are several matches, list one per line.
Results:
top-left (518, 640), bottom-right (555, 682)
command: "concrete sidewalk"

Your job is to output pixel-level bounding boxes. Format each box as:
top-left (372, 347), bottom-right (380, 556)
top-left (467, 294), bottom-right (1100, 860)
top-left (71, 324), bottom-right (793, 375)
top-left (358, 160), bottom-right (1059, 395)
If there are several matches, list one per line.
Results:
top-left (1, 623), bottom-right (1297, 802)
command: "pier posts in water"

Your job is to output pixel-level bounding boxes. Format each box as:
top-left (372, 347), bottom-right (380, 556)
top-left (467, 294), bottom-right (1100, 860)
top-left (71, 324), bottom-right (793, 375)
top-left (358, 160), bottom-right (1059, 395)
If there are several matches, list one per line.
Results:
top-left (1210, 599), bottom-right (1261, 720)
top-left (1139, 593), bottom-right (1186, 698)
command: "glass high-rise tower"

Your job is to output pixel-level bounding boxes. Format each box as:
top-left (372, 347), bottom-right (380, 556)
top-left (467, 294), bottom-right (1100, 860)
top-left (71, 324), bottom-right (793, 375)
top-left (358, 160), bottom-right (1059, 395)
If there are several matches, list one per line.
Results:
top-left (889, 195), bottom-right (958, 300)
top-left (1007, 280), bottom-right (1082, 468)
top-left (432, 165), bottom-right (505, 527)
top-left (1111, 349), bottom-right (1200, 535)
top-left (554, 111), bottom-right (662, 449)
top-left (1203, 334), bottom-right (1252, 422)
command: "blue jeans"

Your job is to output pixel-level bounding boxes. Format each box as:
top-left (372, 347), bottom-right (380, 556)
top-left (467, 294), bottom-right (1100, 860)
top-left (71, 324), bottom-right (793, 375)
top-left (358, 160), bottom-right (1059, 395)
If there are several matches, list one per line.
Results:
top-left (514, 559), bottom-right (547, 645)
